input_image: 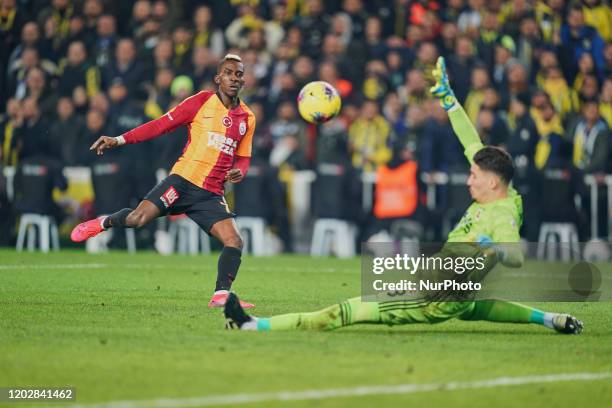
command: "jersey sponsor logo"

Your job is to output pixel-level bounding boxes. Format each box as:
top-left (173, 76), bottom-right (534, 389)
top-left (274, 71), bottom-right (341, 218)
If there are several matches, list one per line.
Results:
top-left (239, 121), bottom-right (246, 135)
top-left (208, 131), bottom-right (237, 156)
top-left (222, 116), bottom-right (233, 128)
top-left (160, 186), bottom-right (179, 208)
top-left (456, 212), bottom-right (473, 234)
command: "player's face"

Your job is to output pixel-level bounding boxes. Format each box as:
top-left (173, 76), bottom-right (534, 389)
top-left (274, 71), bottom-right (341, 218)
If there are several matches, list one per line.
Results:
top-left (216, 61), bottom-right (245, 98)
top-left (467, 163), bottom-right (496, 203)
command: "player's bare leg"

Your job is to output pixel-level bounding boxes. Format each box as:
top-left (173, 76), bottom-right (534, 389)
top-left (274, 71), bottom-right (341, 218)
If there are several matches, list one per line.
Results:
top-left (208, 218), bottom-right (254, 308)
top-left (71, 200), bottom-right (160, 242)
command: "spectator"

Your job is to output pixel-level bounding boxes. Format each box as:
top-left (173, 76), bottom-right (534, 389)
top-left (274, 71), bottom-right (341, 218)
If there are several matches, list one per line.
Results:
top-left (341, 0), bottom-right (368, 40)
top-left (84, 107), bottom-right (107, 147)
top-left (582, 0), bottom-right (611, 42)
top-left (7, 22), bottom-right (41, 76)
top-left (506, 95), bottom-right (540, 240)
top-left (24, 67), bottom-right (57, 122)
top-left (492, 36), bottom-right (518, 88)
top-left (106, 79), bottom-right (152, 202)
top-left (0, 98), bottom-right (23, 166)
top-left (559, 5), bottom-right (605, 83)
top-left (7, 47), bottom-right (39, 100)
top-left (567, 99), bottom-right (609, 173)
top-left (1, 0), bottom-right (28, 79)
top-left (604, 43), bottom-right (612, 78)
top-left (386, 50), bottom-right (407, 91)
top-left (37, 0), bottom-right (74, 45)
top-left (225, 5), bottom-right (284, 54)
top-left (89, 92), bottom-right (110, 117)
top-left (363, 15), bottom-right (386, 61)
top-left (83, 0), bottom-right (104, 35)
top-left (145, 68), bottom-right (174, 119)
top-left (600, 78), bottom-right (612, 127)
top-left (476, 11), bottom-right (502, 71)
top-left (14, 98), bottom-right (50, 160)
top-left (103, 38), bottom-right (145, 97)
top-left (58, 40), bottom-right (100, 98)
top-left (577, 73), bottom-right (600, 103)
top-left (171, 24), bottom-right (193, 73)
top-left (477, 108), bottom-right (510, 146)
top-left (269, 101), bottom-right (306, 148)
top-left (299, 0), bottom-right (330, 59)
top-left (447, 35), bottom-right (478, 104)
top-left (540, 66), bottom-right (580, 123)
top-left (398, 68), bottom-right (429, 107)
top-left (515, 14), bottom-right (544, 81)
top-left (413, 41), bottom-right (438, 83)
top-left (464, 65), bottom-right (490, 123)
top-left (501, 63), bottom-right (532, 109)
top-left (129, 0), bottom-right (151, 38)
top-left (147, 37), bottom-right (173, 82)
top-left (329, 12), bottom-right (353, 49)
top-left (361, 59), bottom-right (389, 102)
top-left (192, 5), bottom-right (225, 58)
top-left (348, 100), bottom-right (392, 172)
top-left (573, 53), bottom-right (598, 94)
top-left (534, 0), bottom-right (564, 44)
top-left (92, 14), bottom-right (117, 68)
top-left (531, 96), bottom-right (565, 170)
top-left (49, 97), bottom-right (89, 165)
top-left (438, 21), bottom-right (459, 59)
top-left (458, 0), bottom-right (484, 37)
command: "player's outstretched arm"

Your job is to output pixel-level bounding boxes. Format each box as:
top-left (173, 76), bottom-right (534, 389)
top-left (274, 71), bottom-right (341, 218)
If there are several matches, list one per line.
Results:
top-left (430, 57), bottom-right (484, 164)
top-left (90, 135), bottom-right (120, 155)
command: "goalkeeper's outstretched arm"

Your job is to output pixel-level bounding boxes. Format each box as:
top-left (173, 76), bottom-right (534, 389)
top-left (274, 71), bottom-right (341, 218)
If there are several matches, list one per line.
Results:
top-left (430, 57), bottom-right (484, 164)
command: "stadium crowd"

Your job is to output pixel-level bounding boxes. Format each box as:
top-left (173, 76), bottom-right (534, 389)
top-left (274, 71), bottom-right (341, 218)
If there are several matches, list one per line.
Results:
top-left (0, 0), bottom-right (610, 250)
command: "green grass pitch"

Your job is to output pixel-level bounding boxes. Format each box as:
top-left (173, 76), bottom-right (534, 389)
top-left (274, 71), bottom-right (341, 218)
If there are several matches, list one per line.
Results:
top-left (1, 249), bottom-right (611, 407)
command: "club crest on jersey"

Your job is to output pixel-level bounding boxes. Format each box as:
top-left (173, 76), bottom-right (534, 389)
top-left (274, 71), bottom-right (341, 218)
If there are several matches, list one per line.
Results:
top-left (222, 116), bottom-right (232, 128)
top-left (160, 186), bottom-right (179, 208)
top-left (239, 121), bottom-right (246, 135)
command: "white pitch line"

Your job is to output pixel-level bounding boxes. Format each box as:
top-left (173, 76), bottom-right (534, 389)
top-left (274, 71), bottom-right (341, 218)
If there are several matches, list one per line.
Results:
top-left (0, 263), bottom-right (107, 270)
top-left (55, 372), bottom-right (612, 408)
top-left (0, 264), bottom-right (354, 274)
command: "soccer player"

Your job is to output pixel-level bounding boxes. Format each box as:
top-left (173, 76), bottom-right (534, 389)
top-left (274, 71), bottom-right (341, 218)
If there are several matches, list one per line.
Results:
top-left (71, 54), bottom-right (256, 308)
top-left (224, 57), bottom-right (583, 333)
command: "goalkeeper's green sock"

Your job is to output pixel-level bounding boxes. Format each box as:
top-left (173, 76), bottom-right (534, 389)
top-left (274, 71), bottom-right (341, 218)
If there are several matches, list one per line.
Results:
top-left (460, 300), bottom-right (557, 329)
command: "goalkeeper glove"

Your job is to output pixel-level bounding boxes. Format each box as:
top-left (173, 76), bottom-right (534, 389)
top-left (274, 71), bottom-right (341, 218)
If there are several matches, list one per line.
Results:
top-left (476, 234), bottom-right (507, 263)
top-left (429, 56), bottom-right (457, 111)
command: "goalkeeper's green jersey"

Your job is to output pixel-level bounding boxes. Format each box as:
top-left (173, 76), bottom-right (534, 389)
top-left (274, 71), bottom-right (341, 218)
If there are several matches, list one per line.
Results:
top-left (444, 104), bottom-right (523, 245)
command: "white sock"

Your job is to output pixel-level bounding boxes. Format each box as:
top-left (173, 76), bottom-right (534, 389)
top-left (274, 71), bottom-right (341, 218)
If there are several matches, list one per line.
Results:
top-left (543, 313), bottom-right (556, 329)
top-left (214, 290), bottom-right (229, 296)
top-left (241, 317), bottom-right (258, 331)
top-left (99, 216), bottom-right (108, 230)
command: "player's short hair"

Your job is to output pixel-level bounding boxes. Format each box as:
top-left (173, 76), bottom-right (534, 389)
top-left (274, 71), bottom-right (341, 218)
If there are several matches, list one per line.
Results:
top-left (217, 53), bottom-right (242, 73)
top-left (473, 146), bottom-right (514, 185)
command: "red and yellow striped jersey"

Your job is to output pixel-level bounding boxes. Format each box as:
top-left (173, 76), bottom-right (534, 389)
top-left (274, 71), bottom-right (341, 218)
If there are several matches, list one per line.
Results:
top-left (122, 90), bottom-right (256, 195)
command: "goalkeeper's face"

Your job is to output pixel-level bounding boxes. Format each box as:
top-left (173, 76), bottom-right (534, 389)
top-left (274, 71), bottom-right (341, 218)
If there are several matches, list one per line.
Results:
top-left (467, 163), bottom-right (502, 203)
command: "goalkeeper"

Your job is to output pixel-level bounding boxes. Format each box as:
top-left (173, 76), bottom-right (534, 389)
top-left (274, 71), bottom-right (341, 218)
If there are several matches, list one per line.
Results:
top-left (224, 57), bottom-right (583, 335)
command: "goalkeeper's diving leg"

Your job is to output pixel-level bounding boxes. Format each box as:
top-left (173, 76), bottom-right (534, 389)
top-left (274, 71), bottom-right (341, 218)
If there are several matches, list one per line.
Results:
top-left (224, 293), bottom-right (583, 334)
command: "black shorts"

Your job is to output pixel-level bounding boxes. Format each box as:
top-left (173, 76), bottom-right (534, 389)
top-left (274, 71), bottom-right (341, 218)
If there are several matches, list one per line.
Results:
top-left (144, 174), bottom-right (234, 233)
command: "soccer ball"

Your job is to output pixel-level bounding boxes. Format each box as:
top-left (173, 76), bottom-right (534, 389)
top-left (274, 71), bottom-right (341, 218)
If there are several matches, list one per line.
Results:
top-left (297, 81), bottom-right (342, 124)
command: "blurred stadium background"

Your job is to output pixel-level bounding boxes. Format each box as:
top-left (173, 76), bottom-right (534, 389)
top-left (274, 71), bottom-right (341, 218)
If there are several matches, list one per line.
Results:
top-left (0, 0), bottom-right (611, 256)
